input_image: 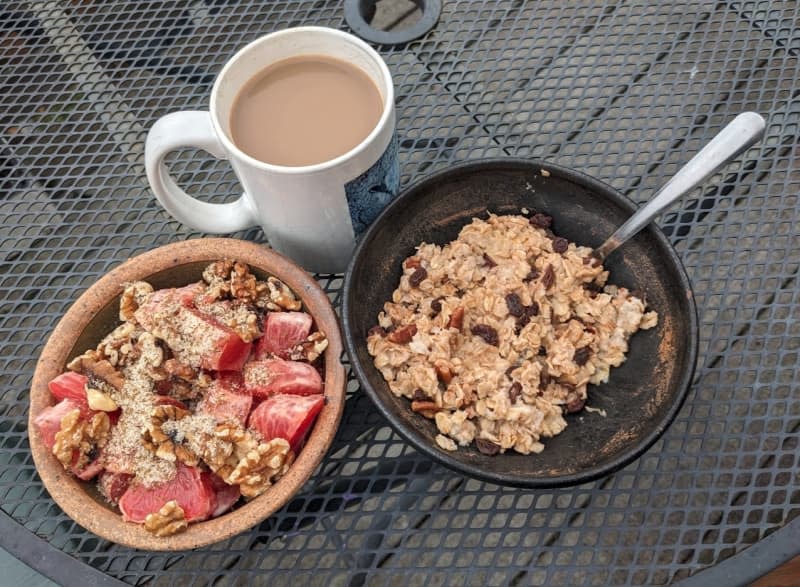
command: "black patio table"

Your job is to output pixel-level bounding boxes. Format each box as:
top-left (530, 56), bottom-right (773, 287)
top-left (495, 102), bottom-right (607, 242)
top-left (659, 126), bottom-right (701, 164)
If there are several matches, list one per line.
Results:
top-left (1, 1), bottom-right (799, 585)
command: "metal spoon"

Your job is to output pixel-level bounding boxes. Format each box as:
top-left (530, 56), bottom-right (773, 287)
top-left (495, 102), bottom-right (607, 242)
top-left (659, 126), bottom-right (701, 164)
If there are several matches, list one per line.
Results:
top-left (593, 111), bottom-right (766, 261)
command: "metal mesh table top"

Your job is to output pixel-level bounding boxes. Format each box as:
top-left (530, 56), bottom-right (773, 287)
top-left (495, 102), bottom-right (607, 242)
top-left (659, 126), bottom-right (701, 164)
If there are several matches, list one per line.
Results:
top-left (1, 1), bottom-right (798, 585)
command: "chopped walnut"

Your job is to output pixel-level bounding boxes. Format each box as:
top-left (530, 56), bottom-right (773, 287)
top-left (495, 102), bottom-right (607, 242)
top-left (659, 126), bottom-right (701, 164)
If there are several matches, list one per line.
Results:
top-left (448, 307), bottom-right (464, 330)
top-left (434, 361), bottom-right (454, 384)
top-left (189, 423), bottom-right (249, 482)
top-left (228, 438), bottom-right (294, 498)
top-left (201, 260), bottom-right (260, 303)
top-left (91, 322), bottom-right (141, 368)
top-left (53, 410), bottom-right (111, 470)
top-left (214, 421), bottom-right (255, 448)
top-left (142, 405), bottom-right (200, 466)
top-left (163, 358), bottom-right (196, 381)
top-left (68, 355), bottom-right (126, 391)
top-left (120, 281), bottom-right (154, 322)
top-left (144, 500), bottom-right (188, 537)
top-left (226, 310), bottom-right (260, 343)
top-left (388, 324), bottom-right (417, 344)
top-left (66, 349), bottom-right (100, 374)
top-left (230, 262), bottom-right (258, 302)
top-left (203, 259), bottom-right (235, 283)
top-left (195, 423), bottom-right (294, 498)
top-left (201, 259), bottom-right (234, 299)
top-left (410, 400), bottom-right (440, 419)
top-left (287, 331), bottom-right (328, 363)
top-left (255, 276), bottom-right (302, 311)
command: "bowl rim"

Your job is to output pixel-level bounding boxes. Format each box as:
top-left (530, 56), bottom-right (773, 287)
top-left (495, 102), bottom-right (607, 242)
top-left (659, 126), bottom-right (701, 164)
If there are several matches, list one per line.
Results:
top-left (342, 157), bottom-right (699, 488)
top-left (28, 238), bottom-right (346, 550)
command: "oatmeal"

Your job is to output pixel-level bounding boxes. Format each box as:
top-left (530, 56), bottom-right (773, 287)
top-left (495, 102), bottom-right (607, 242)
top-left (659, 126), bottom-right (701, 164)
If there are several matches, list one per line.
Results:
top-left (367, 213), bottom-right (657, 455)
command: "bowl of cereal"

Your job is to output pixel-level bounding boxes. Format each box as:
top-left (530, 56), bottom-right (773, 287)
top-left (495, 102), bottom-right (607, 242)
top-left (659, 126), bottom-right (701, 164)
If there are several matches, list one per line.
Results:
top-left (29, 238), bottom-right (345, 549)
top-left (342, 159), bottom-right (697, 488)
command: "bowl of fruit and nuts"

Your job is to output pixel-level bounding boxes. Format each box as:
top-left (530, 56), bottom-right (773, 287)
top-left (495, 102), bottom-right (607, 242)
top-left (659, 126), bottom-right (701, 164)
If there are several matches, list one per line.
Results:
top-left (28, 239), bottom-right (345, 550)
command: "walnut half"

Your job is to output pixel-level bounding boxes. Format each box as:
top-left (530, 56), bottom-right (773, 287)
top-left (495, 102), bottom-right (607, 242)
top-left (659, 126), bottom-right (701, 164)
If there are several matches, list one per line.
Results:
top-left (142, 405), bottom-right (200, 466)
top-left (255, 277), bottom-right (302, 311)
top-left (197, 423), bottom-right (293, 498)
top-left (227, 438), bottom-right (294, 498)
top-left (53, 410), bottom-right (110, 470)
top-left (287, 331), bottom-right (328, 363)
top-left (120, 281), bottom-right (154, 322)
top-left (144, 500), bottom-right (188, 537)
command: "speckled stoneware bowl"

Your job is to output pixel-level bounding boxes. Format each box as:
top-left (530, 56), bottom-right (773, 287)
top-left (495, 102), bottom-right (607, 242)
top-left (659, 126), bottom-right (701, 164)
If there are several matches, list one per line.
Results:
top-left (28, 239), bottom-right (345, 551)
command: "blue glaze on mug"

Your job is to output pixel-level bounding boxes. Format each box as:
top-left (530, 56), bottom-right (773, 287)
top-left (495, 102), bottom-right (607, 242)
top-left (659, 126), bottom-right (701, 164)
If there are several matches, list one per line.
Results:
top-left (345, 132), bottom-right (399, 235)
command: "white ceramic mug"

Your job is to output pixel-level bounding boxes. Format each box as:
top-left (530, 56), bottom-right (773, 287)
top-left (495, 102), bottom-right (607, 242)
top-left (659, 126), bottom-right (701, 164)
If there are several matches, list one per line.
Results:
top-left (145, 27), bottom-right (398, 273)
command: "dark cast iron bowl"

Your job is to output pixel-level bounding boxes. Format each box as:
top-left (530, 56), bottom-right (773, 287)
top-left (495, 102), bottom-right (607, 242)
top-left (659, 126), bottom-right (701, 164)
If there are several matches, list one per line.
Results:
top-left (342, 159), bottom-right (698, 488)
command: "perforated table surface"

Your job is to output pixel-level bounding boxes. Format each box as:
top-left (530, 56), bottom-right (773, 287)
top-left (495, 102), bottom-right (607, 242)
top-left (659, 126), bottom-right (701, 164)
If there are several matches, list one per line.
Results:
top-left (1, 1), bottom-right (799, 585)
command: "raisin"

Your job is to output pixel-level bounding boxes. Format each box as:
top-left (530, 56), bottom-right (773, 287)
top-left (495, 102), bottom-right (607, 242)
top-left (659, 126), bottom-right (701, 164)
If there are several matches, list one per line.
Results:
top-left (482, 253), bottom-right (497, 268)
top-left (448, 306), bottom-right (464, 330)
top-left (412, 389), bottom-right (428, 401)
top-left (409, 267), bottom-right (428, 287)
top-left (505, 365), bottom-right (516, 378)
top-left (566, 398), bottom-right (585, 413)
top-left (541, 264), bottom-right (555, 289)
top-left (529, 213), bottom-right (552, 229)
top-left (508, 382), bottom-right (522, 404)
top-left (387, 324), bottom-right (417, 344)
top-left (505, 293), bottom-right (524, 317)
top-left (430, 297), bottom-right (444, 316)
top-left (552, 237), bottom-right (569, 254)
top-left (367, 325), bottom-right (387, 338)
top-left (538, 364), bottom-right (550, 390)
top-left (470, 324), bottom-right (499, 346)
top-left (574, 346), bottom-right (591, 366)
top-left (585, 282), bottom-right (602, 294)
top-left (523, 268), bottom-right (540, 283)
top-left (538, 346), bottom-right (547, 356)
top-left (516, 303), bottom-right (538, 332)
top-left (515, 315), bottom-right (530, 334)
top-left (475, 438), bottom-right (501, 456)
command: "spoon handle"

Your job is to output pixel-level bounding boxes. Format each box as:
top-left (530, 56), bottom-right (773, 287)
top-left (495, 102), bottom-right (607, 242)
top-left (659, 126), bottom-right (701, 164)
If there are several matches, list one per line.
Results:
top-left (593, 111), bottom-right (766, 261)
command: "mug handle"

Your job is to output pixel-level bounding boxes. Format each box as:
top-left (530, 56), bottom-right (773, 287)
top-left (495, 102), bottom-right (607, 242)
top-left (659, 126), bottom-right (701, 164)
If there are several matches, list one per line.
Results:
top-left (144, 111), bottom-right (258, 233)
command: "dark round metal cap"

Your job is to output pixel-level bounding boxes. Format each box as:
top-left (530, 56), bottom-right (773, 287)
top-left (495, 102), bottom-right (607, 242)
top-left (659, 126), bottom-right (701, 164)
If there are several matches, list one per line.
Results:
top-left (344, 0), bottom-right (441, 45)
